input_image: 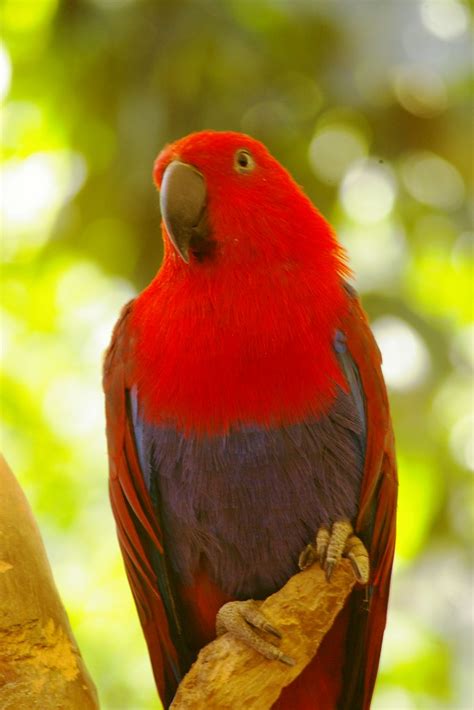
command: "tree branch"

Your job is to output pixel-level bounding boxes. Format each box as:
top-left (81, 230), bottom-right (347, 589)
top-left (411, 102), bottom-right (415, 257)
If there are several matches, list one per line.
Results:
top-left (0, 455), bottom-right (99, 709)
top-left (172, 560), bottom-right (355, 709)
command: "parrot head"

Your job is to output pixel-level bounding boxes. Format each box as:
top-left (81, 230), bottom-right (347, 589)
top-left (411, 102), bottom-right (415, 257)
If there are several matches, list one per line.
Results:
top-left (153, 130), bottom-right (347, 274)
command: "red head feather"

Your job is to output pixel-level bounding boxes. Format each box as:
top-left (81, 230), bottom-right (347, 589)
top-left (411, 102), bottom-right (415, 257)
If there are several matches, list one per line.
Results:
top-left (132, 131), bottom-right (351, 434)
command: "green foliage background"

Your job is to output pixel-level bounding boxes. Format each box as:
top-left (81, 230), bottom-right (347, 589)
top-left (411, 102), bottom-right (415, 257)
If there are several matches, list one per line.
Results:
top-left (1, 1), bottom-right (472, 708)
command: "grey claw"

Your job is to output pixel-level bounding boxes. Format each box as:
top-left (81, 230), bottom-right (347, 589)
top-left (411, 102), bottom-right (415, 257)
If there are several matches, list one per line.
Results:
top-left (264, 624), bottom-right (283, 639)
top-left (278, 653), bottom-right (296, 666)
top-left (348, 554), bottom-right (363, 582)
top-left (325, 561), bottom-right (334, 582)
top-left (298, 544), bottom-right (316, 571)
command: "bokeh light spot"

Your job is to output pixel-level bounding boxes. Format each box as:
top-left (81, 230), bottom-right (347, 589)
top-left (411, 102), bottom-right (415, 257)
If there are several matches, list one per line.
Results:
top-left (372, 316), bottom-right (430, 391)
top-left (395, 449), bottom-right (442, 563)
top-left (0, 42), bottom-right (12, 102)
top-left (401, 151), bottom-right (464, 210)
top-left (451, 231), bottom-right (473, 268)
top-left (308, 125), bottom-right (368, 185)
top-left (340, 159), bottom-right (397, 224)
top-left (277, 72), bottom-right (323, 122)
top-left (43, 375), bottom-right (103, 440)
top-left (340, 220), bottom-right (407, 292)
top-left (420, 0), bottom-right (470, 40)
top-left (449, 415), bottom-right (474, 471)
top-left (1, 101), bottom-right (44, 152)
top-left (54, 260), bottom-right (136, 368)
top-left (450, 322), bottom-right (474, 372)
top-left (393, 65), bottom-right (448, 118)
top-left (2, 0), bottom-right (58, 33)
top-left (2, 155), bottom-right (60, 226)
top-left (1, 151), bottom-right (87, 260)
top-left (373, 686), bottom-right (417, 709)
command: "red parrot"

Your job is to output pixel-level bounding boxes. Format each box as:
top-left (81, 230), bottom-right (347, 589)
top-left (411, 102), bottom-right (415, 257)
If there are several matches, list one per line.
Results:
top-left (103, 131), bottom-right (397, 709)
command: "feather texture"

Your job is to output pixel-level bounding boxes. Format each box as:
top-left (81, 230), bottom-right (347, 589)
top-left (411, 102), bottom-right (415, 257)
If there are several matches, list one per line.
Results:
top-left (104, 289), bottom-right (396, 709)
top-left (133, 387), bottom-right (363, 599)
top-left (103, 131), bottom-right (397, 709)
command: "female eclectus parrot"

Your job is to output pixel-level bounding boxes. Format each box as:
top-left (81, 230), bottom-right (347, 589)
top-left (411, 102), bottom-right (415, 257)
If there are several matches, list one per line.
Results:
top-left (103, 131), bottom-right (397, 710)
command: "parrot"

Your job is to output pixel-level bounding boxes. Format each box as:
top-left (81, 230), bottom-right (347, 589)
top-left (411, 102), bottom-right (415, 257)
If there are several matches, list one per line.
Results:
top-left (103, 130), bottom-right (397, 710)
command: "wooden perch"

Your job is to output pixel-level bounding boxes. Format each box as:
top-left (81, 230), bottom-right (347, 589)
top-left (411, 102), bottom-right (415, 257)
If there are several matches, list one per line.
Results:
top-left (172, 559), bottom-right (356, 709)
top-left (0, 455), bottom-right (99, 709)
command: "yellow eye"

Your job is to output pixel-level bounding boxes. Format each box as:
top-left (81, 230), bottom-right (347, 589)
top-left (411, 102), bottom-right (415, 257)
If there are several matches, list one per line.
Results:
top-left (234, 149), bottom-right (255, 174)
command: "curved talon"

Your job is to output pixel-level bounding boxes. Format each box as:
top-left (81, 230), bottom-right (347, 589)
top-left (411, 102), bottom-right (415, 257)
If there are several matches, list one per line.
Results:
top-left (316, 526), bottom-right (330, 566)
top-left (325, 561), bottom-right (335, 582)
top-left (324, 519), bottom-right (353, 581)
top-left (216, 600), bottom-right (295, 666)
top-left (345, 534), bottom-right (370, 584)
top-left (274, 651), bottom-right (296, 666)
top-left (298, 543), bottom-right (316, 570)
top-left (242, 600), bottom-right (282, 639)
top-left (299, 519), bottom-right (370, 584)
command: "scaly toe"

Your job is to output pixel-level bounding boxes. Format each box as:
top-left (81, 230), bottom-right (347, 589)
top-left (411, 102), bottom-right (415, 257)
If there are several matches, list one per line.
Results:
top-left (241, 600), bottom-right (282, 639)
top-left (324, 519), bottom-right (353, 581)
top-left (316, 526), bottom-right (331, 567)
top-left (215, 600), bottom-right (295, 666)
top-left (299, 520), bottom-right (370, 584)
top-left (344, 534), bottom-right (370, 584)
top-left (298, 543), bottom-right (317, 571)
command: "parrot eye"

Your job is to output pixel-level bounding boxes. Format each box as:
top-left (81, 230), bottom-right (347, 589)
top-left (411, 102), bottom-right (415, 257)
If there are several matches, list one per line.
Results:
top-left (234, 149), bottom-right (255, 174)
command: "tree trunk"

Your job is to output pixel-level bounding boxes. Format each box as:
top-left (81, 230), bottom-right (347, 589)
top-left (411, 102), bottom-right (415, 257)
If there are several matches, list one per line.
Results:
top-left (0, 455), bottom-right (99, 709)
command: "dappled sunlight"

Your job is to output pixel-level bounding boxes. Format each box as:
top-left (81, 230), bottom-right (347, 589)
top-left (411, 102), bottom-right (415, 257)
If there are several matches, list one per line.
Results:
top-left (1, 1), bottom-right (471, 708)
top-left (420, 0), bottom-right (470, 41)
top-left (373, 686), bottom-right (417, 710)
top-left (1, 151), bottom-right (87, 259)
top-left (308, 124), bottom-right (368, 185)
top-left (1, 0), bottom-right (58, 34)
top-left (43, 374), bottom-right (104, 439)
top-left (0, 42), bottom-right (12, 102)
top-left (394, 452), bottom-right (441, 563)
top-left (392, 64), bottom-right (448, 118)
top-left (401, 151), bottom-right (465, 211)
top-left (372, 316), bottom-right (430, 391)
top-left (449, 414), bottom-right (474, 472)
top-left (339, 219), bottom-right (407, 292)
top-left (340, 159), bottom-right (397, 225)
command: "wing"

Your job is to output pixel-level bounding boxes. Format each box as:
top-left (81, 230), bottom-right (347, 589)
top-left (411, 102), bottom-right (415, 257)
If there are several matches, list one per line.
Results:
top-left (103, 301), bottom-right (186, 707)
top-left (338, 285), bottom-right (398, 710)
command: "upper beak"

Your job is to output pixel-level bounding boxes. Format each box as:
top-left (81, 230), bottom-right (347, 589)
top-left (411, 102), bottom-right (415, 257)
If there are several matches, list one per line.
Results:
top-left (159, 160), bottom-right (208, 263)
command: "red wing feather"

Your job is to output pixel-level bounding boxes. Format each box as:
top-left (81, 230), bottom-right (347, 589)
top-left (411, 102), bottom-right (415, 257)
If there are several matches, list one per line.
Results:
top-left (103, 301), bottom-right (180, 705)
top-left (340, 291), bottom-right (398, 709)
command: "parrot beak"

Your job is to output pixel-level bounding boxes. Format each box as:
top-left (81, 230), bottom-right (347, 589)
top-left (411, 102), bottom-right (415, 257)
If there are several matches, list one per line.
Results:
top-left (159, 160), bottom-right (209, 263)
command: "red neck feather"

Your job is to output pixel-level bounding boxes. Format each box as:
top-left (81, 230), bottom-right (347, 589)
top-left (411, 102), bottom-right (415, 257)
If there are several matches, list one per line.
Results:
top-left (131, 132), bottom-right (351, 435)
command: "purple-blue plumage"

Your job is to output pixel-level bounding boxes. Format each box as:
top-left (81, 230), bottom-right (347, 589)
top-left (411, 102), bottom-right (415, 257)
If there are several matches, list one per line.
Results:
top-left (132, 386), bottom-right (364, 599)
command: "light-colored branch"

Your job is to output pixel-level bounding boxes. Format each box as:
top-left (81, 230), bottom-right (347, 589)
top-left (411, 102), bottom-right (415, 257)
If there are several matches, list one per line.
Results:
top-left (172, 560), bottom-right (355, 709)
top-left (0, 455), bottom-right (99, 709)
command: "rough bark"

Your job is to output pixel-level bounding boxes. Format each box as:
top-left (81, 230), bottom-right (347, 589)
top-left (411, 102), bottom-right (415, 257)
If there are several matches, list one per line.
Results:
top-left (0, 455), bottom-right (99, 709)
top-left (172, 561), bottom-right (355, 709)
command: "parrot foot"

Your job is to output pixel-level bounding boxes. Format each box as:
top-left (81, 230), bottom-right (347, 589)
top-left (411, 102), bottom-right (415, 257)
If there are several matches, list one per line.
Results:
top-left (215, 599), bottom-right (295, 666)
top-left (298, 519), bottom-right (369, 584)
